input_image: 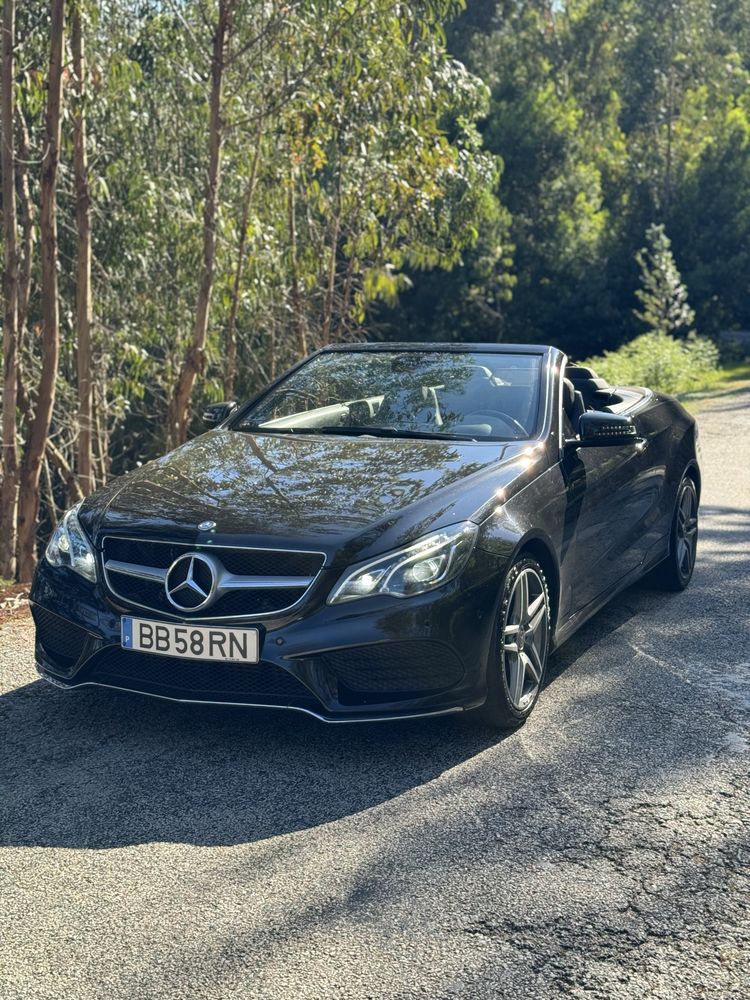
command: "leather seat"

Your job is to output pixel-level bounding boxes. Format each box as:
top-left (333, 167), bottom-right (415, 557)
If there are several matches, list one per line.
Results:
top-left (562, 377), bottom-right (585, 430)
top-left (566, 366), bottom-right (611, 409)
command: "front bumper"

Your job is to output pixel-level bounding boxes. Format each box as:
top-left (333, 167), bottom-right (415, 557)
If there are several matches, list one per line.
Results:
top-left (30, 554), bottom-right (502, 723)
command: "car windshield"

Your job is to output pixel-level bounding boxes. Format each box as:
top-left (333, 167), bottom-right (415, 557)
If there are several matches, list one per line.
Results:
top-left (233, 350), bottom-right (544, 441)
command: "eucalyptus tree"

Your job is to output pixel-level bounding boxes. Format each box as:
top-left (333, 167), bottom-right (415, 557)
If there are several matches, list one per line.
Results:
top-left (0, 0), bottom-right (524, 578)
top-left (166, 0), bottom-right (236, 449)
top-left (210, 0), bottom-right (497, 399)
top-left (0, 0), bottom-right (19, 578)
top-left (16, 0), bottom-right (65, 582)
top-left (71, 0), bottom-right (94, 495)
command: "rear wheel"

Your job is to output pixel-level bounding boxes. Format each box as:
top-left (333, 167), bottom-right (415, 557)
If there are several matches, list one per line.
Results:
top-left (474, 557), bottom-right (550, 730)
top-left (652, 475), bottom-right (699, 591)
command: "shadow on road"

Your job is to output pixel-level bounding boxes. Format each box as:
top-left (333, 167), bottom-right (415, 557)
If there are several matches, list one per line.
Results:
top-left (1, 504), bottom-right (747, 851)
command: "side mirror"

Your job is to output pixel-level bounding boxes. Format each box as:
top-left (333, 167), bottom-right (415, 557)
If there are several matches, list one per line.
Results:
top-left (203, 401), bottom-right (238, 428)
top-left (572, 410), bottom-right (638, 448)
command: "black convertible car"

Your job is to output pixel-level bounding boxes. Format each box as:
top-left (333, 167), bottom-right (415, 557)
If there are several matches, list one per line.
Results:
top-left (32, 343), bottom-right (700, 728)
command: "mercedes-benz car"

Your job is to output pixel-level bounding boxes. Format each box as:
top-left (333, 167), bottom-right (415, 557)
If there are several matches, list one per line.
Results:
top-left (31, 343), bottom-right (700, 728)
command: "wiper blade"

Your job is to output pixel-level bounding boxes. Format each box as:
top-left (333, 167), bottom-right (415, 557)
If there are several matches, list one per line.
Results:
top-left (238, 425), bottom-right (320, 434)
top-left (239, 423), bottom-right (480, 441)
top-left (315, 425), bottom-right (477, 441)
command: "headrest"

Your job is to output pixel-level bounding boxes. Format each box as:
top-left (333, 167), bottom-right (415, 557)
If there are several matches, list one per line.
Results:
top-left (566, 365), bottom-right (600, 381)
top-left (562, 377), bottom-right (575, 412)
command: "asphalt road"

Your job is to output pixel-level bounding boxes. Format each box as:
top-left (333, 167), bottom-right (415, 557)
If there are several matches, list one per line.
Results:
top-left (1, 389), bottom-right (748, 1000)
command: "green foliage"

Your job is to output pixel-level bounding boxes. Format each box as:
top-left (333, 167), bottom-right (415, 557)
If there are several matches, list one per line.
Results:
top-left (7, 0), bottom-right (750, 502)
top-left (585, 331), bottom-right (719, 394)
top-left (388, 0), bottom-right (750, 355)
top-left (10, 0), bottom-right (497, 469)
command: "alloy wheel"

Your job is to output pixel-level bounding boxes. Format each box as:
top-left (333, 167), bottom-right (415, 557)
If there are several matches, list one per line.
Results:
top-left (502, 567), bottom-right (549, 710)
top-left (676, 481), bottom-right (698, 580)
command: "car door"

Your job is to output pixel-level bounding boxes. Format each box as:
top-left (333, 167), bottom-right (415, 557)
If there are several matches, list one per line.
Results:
top-left (559, 393), bottom-right (655, 615)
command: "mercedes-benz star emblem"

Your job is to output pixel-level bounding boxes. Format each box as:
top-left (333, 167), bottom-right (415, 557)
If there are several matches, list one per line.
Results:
top-left (198, 520), bottom-right (217, 531)
top-left (165, 552), bottom-right (220, 612)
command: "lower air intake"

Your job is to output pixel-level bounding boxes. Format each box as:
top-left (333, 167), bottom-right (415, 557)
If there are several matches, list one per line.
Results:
top-left (318, 640), bottom-right (464, 696)
top-left (33, 605), bottom-right (90, 673)
top-left (82, 646), bottom-right (319, 706)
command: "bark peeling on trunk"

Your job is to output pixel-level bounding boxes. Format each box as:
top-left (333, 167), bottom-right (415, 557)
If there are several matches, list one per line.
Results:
top-left (167, 0), bottom-right (233, 451)
top-left (0, 0), bottom-right (19, 579)
top-left (17, 0), bottom-right (64, 582)
top-left (72, 7), bottom-right (94, 497)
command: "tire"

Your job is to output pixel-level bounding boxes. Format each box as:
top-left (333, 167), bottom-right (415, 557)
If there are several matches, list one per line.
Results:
top-left (651, 475), bottom-right (699, 591)
top-left (473, 556), bottom-right (551, 730)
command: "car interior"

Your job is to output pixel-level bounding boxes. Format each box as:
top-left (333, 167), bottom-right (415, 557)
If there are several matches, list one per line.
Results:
top-left (562, 365), bottom-right (644, 434)
top-left (251, 361), bottom-right (543, 440)
top-left (243, 356), bottom-right (647, 442)
top-left (368, 364), bottom-right (541, 439)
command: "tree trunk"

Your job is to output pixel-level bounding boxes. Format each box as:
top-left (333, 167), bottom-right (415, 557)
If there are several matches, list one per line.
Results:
top-left (340, 254), bottom-right (356, 338)
top-left (71, 6), bottom-right (94, 495)
top-left (287, 164), bottom-right (307, 358)
top-left (321, 214), bottom-right (340, 348)
top-left (320, 162), bottom-right (342, 348)
top-left (0, 0), bottom-right (19, 580)
top-left (166, 0), bottom-right (232, 449)
top-left (14, 374), bottom-right (83, 508)
top-left (42, 455), bottom-right (57, 531)
top-left (224, 129), bottom-right (263, 400)
top-left (93, 386), bottom-right (105, 484)
top-left (16, 116), bottom-right (34, 350)
top-left (269, 314), bottom-right (277, 381)
top-left (17, 0), bottom-right (64, 582)
top-left (45, 437), bottom-right (84, 506)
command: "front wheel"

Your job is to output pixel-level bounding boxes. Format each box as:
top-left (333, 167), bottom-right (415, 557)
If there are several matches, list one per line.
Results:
top-left (473, 557), bottom-right (551, 730)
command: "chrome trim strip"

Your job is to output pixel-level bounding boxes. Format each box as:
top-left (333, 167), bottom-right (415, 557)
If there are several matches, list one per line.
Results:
top-left (219, 573), bottom-right (314, 590)
top-left (100, 536), bottom-right (328, 623)
top-left (558, 352), bottom-right (569, 460)
top-left (105, 559), bottom-right (312, 591)
top-left (105, 560), bottom-right (168, 583)
top-left (36, 667), bottom-right (465, 724)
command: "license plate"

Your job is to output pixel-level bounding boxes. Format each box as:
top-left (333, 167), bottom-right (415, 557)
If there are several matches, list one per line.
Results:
top-left (121, 617), bottom-right (260, 664)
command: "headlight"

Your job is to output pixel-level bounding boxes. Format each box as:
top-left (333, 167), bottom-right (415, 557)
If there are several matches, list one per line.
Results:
top-left (45, 502), bottom-right (97, 582)
top-left (328, 521), bottom-right (478, 604)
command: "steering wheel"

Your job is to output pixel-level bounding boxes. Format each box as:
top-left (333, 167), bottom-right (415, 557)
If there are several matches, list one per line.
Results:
top-left (471, 410), bottom-right (528, 439)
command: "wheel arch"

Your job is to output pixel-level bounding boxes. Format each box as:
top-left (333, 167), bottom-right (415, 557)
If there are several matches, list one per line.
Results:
top-left (684, 460), bottom-right (701, 501)
top-left (512, 532), bottom-right (560, 636)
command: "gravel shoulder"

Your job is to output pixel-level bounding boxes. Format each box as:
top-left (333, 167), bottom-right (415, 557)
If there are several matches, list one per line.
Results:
top-left (1, 391), bottom-right (748, 1000)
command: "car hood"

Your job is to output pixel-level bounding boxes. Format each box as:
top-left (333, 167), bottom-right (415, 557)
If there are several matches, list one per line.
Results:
top-left (82, 429), bottom-right (529, 561)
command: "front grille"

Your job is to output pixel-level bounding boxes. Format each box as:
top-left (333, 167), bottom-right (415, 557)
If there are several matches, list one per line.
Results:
top-left (82, 646), bottom-right (319, 706)
top-left (33, 605), bottom-right (90, 672)
top-left (103, 538), bottom-right (324, 577)
top-left (105, 576), bottom-right (305, 618)
top-left (101, 537), bottom-right (325, 619)
top-left (317, 641), bottom-right (464, 701)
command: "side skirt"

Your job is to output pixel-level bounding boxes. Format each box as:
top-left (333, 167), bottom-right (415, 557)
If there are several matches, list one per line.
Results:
top-left (551, 538), bottom-right (669, 651)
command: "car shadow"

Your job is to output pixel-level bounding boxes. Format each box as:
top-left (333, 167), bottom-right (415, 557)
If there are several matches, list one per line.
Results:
top-left (1, 676), bottom-right (506, 848)
top-left (1, 505), bottom-right (745, 851)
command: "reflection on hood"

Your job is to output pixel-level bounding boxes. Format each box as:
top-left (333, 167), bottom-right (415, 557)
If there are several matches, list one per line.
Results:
top-left (84, 430), bottom-right (528, 557)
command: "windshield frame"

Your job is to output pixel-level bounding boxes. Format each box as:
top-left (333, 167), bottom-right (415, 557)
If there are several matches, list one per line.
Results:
top-left (227, 345), bottom-right (553, 444)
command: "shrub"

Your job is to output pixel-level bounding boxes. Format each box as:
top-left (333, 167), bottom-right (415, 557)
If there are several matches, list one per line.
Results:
top-left (583, 331), bottom-right (720, 394)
